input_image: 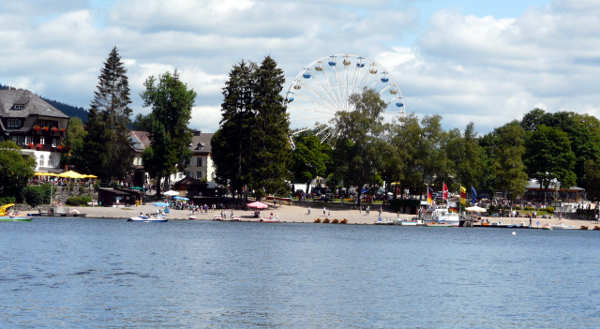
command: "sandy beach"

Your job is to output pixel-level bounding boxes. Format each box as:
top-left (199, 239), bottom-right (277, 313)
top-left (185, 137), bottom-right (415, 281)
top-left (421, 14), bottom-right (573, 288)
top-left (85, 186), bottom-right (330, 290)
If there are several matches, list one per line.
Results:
top-left (36, 203), bottom-right (600, 228)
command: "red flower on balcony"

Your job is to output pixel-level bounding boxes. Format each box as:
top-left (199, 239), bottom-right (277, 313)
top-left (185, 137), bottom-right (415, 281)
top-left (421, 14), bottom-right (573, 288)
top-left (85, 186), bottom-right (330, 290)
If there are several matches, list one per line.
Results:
top-left (42, 126), bottom-right (49, 132)
top-left (57, 145), bottom-right (64, 151)
top-left (33, 125), bottom-right (40, 132)
top-left (36, 144), bottom-right (43, 150)
top-left (28, 143), bottom-right (34, 149)
top-left (60, 128), bottom-right (66, 133)
top-left (51, 127), bottom-right (59, 133)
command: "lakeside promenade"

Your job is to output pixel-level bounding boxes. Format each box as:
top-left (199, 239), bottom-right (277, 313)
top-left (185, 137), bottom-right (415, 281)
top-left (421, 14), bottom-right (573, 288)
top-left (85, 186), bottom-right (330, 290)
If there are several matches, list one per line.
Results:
top-left (29, 203), bottom-right (599, 228)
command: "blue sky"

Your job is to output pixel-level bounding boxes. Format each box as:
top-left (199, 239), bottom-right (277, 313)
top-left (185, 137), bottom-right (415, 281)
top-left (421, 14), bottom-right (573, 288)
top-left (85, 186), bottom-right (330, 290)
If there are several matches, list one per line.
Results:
top-left (1, 0), bottom-right (600, 134)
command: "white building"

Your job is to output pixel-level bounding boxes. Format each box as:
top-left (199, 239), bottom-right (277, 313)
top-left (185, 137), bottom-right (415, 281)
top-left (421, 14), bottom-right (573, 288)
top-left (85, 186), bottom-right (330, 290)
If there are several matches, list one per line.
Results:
top-left (185, 131), bottom-right (215, 182)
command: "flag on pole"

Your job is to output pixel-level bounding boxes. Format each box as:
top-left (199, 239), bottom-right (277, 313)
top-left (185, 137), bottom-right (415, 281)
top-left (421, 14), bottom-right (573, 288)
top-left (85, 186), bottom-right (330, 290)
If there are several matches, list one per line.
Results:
top-left (471, 186), bottom-right (477, 204)
top-left (460, 186), bottom-right (467, 205)
top-left (442, 182), bottom-right (448, 200)
top-left (427, 187), bottom-right (433, 205)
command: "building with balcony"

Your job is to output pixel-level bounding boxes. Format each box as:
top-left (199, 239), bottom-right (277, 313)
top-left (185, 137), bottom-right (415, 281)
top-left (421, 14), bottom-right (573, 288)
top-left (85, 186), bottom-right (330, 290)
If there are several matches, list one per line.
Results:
top-left (0, 88), bottom-right (69, 172)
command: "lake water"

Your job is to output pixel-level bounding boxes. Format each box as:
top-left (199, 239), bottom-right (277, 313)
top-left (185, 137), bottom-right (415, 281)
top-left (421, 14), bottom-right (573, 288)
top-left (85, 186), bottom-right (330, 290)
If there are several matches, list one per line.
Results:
top-left (1, 218), bottom-right (599, 328)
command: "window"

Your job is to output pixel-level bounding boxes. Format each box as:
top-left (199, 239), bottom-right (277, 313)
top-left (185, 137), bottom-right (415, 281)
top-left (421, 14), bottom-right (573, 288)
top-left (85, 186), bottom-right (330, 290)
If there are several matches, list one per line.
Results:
top-left (52, 137), bottom-right (59, 147)
top-left (17, 136), bottom-right (25, 145)
top-left (40, 136), bottom-right (45, 145)
top-left (25, 136), bottom-right (32, 145)
top-left (11, 104), bottom-right (24, 111)
top-left (7, 118), bottom-right (21, 129)
top-left (196, 157), bottom-right (203, 167)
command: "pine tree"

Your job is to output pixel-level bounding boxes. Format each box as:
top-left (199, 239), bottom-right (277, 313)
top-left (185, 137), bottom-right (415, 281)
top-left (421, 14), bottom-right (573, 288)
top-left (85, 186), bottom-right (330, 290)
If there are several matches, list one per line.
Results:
top-left (84, 46), bottom-right (133, 183)
top-left (212, 61), bottom-right (257, 199)
top-left (247, 56), bottom-right (291, 198)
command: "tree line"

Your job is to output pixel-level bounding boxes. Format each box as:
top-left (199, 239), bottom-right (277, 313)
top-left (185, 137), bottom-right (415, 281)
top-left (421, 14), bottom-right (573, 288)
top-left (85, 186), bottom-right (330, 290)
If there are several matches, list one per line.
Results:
top-left (211, 56), bottom-right (600, 204)
top-left (4, 51), bottom-right (600, 205)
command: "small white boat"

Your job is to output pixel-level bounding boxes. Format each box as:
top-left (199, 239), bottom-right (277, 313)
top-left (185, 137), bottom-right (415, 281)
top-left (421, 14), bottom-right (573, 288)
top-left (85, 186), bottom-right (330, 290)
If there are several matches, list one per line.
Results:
top-left (128, 215), bottom-right (167, 222)
top-left (551, 223), bottom-right (578, 230)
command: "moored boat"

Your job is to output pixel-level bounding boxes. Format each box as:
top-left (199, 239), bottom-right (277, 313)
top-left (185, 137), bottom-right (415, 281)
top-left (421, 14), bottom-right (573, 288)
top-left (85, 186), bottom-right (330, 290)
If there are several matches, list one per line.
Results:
top-left (128, 215), bottom-right (167, 222)
top-left (551, 223), bottom-right (578, 230)
top-left (425, 207), bottom-right (460, 227)
top-left (0, 203), bottom-right (31, 221)
top-left (0, 216), bottom-right (32, 222)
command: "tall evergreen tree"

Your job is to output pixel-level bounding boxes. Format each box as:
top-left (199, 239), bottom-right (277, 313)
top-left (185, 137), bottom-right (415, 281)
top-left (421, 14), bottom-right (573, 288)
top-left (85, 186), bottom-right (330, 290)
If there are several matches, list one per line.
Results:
top-left (84, 46), bottom-right (133, 183)
top-left (141, 71), bottom-right (196, 196)
top-left (247, 56), bottom-right (291, 198)
top-left (211, 61), bottom-right (256, 199)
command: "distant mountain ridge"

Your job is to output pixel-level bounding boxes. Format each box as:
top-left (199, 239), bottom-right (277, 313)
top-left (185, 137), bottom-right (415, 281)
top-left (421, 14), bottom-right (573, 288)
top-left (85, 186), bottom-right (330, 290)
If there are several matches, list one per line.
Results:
top-left (0, 83), bottom-right (88, 122)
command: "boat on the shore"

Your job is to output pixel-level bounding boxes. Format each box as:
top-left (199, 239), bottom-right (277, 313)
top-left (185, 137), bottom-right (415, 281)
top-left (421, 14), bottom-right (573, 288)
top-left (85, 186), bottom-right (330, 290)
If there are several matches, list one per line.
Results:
top-left (128, 215), bottom-right (168, 222)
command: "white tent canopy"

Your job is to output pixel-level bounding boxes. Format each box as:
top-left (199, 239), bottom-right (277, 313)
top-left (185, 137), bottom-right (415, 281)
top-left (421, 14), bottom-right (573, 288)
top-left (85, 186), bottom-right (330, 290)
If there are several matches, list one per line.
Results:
top-left (465, 206), bottom-right (487, 213)
top-left (163, 190), bottom-right (179, 196)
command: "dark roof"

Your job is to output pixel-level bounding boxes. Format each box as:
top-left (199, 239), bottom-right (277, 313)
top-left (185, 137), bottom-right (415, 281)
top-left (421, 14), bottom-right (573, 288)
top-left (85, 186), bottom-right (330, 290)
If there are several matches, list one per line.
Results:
top-left (0, 88), bottom-right (68, 119)
top-left (129, 130), bottom-right (151, 152)
top-left (191, 132), bottom-right (214, 154)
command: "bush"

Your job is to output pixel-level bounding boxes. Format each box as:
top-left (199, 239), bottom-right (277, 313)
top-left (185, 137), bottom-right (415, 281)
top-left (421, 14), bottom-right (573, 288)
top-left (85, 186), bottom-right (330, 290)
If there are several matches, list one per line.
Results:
top-left (24, 184), bottom-right (52, 207)
top-left (0, 196), bottom-right (16, 205)
top-left (545, 206), bottom-right (554, 213)
top-left (66, 195), bottom-right (92, 206)
top-left (24, 187), bottom-right (44, 207)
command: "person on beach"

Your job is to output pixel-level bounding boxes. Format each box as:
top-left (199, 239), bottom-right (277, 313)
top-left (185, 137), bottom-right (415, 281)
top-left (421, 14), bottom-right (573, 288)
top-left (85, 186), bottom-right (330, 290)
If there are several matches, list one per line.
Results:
top-left (307, 206), bottom-right (311, 215)
top-left (323, 207), bottom-right (326, 215)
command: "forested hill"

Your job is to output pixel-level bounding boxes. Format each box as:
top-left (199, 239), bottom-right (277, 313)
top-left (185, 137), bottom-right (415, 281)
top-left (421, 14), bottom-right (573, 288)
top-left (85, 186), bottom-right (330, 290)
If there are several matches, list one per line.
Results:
top-left (42, 98), bottom-right (88, 122)
top-left (0, 84), bottom-right (88, 122)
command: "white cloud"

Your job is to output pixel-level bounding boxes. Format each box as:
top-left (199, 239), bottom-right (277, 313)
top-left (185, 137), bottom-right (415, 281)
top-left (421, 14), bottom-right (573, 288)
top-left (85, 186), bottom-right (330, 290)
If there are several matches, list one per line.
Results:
top-left (3, 0), bottom-right (600, 135)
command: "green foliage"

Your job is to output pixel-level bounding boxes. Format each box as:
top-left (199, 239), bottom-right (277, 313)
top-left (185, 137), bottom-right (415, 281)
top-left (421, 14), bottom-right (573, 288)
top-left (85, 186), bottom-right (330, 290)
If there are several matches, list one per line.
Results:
top-left (331, 89), bottom-right (387, 206)
top-left (247, 57), bottom-right (291, 197)
top-left (61, 117), bottom-right (87, 169)
top-left (83, 46), bottom-right (134, 183)
top-left (387, 113), bottom-right (423, 195)
top-left (0, 141), bottom-right (36, 201)
top-left (524, 124), bottom-right (576, 194)
top-left (66, 195), bottom-right (92, 206)
top-left (291, 132), bottom-right (331, 191)
top-left (131, 113), bottom-right (154, 131)
top-left (24, 184), bottom-right (51, 207)
top-left (584, 160), bottom-right (600, 201)
top-left (141, 71), bottom-right (196, 196)
top-left (213, 58), bottom-right (290, 199)
top-left (521, 109), bottom-right (600, 187)
top-left (0, 196), bottom-right (16, 205)
top-left (491, 121), bottom-right (528, 200)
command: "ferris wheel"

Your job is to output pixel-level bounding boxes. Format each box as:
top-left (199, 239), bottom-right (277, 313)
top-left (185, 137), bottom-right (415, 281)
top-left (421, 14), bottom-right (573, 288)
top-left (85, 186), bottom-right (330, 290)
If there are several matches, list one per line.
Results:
top-left (285, 54), bottom-right (405, 137)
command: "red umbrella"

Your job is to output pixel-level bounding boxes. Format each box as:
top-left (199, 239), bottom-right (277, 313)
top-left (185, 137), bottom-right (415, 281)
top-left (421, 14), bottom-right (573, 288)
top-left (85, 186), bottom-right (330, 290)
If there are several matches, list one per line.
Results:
top-left (247, 201), bottom-right (268, 209)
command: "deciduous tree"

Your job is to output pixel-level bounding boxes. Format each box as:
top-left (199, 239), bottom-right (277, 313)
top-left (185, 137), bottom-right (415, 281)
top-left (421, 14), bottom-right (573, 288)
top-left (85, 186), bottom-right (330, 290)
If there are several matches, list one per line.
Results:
top-left (141, 71), bottom-right (196, 196)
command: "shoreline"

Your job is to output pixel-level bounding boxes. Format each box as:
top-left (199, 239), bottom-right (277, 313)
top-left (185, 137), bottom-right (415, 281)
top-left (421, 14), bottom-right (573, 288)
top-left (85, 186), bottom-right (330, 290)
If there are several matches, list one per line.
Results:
top-left (23, 203), bottom-right (600, 228)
